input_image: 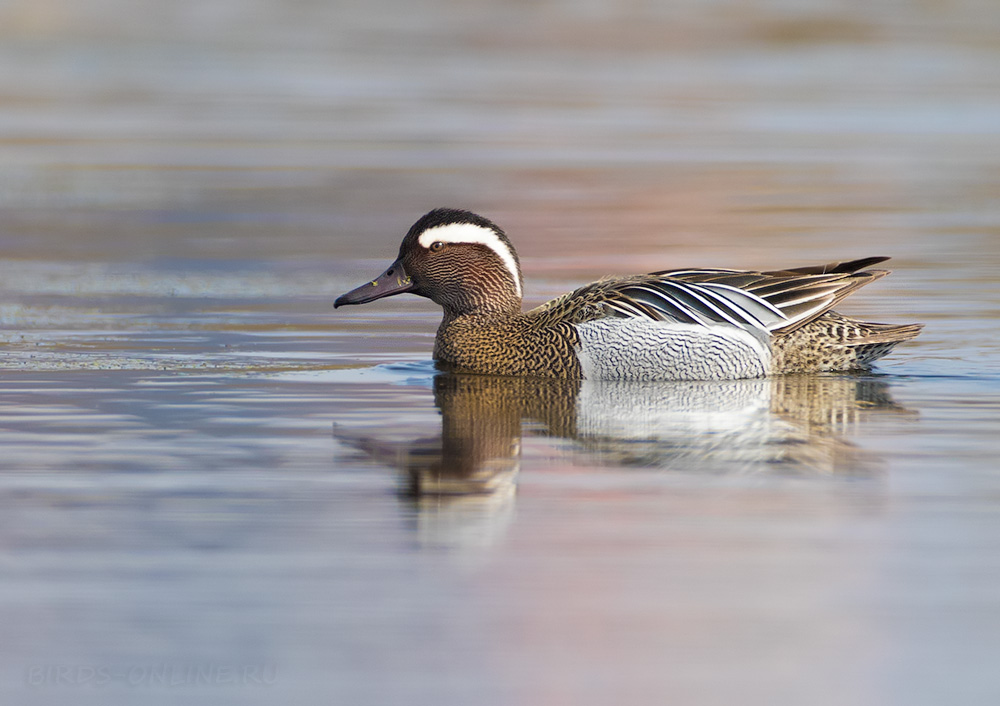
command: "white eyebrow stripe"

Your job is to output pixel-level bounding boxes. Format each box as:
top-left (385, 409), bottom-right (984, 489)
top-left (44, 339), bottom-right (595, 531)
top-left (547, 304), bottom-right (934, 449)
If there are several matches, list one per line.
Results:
top-left (417, 222), bottom-right (522, 298)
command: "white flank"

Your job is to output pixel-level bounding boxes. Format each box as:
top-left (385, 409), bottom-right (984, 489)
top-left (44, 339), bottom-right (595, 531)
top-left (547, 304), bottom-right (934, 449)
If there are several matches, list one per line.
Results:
top-left (574, 320), bottom-right (771, 381)
top-left (417, 223), bottom-right (522, 298)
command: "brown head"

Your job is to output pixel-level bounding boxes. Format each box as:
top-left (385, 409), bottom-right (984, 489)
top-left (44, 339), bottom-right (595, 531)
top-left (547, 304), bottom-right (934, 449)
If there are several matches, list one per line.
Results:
top-left (334, 208), bottom-right (524, 318)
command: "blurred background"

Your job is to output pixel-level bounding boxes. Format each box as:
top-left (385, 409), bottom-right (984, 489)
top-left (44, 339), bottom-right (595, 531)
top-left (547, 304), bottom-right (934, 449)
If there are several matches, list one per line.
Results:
top-left (2, 1), bottom-right (1000, 705)
top-left (2, 0), bottom-right (997, 268)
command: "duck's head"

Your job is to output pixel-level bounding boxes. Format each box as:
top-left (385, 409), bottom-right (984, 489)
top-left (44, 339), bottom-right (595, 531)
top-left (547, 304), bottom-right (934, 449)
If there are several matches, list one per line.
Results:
top-left (334, 208), bottom-right (523, 317)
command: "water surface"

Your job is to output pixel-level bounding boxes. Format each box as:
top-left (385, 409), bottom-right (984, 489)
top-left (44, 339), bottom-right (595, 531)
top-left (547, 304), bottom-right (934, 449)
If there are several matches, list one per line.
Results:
top-left (2, 1), bottom-right (1000, 704)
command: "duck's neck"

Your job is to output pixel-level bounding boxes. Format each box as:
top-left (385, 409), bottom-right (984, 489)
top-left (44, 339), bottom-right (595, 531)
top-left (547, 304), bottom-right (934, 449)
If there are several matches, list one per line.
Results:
top-left (441, 298), bottom-right (522, 325)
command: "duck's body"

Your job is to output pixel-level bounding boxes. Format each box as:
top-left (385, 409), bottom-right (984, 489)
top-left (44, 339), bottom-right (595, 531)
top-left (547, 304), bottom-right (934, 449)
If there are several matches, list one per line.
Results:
top-left (335, 209), bottom-right (922, 380)
top-left (432, 285), bottom-right (772, 380)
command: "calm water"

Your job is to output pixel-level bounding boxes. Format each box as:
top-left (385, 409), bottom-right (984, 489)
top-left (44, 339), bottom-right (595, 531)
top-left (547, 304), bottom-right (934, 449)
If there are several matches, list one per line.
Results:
top-left (2, 1), bottom-right (1000, 704)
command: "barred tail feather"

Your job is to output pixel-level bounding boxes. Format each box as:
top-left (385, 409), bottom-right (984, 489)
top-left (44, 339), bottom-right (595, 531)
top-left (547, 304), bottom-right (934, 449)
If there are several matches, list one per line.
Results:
top-left (772, 314), bottom-right (923, 373)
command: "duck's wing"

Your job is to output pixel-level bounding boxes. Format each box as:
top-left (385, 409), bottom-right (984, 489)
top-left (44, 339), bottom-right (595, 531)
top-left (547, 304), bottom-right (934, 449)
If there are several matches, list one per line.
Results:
top-left (659, 257), bottom-right (891, 334)
top-left (528, 257), bottom-right (891, 336)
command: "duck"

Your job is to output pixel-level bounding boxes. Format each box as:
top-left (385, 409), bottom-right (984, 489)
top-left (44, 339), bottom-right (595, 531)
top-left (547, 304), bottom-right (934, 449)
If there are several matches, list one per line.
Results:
top-left (334, 208), bottom-right (922, 380)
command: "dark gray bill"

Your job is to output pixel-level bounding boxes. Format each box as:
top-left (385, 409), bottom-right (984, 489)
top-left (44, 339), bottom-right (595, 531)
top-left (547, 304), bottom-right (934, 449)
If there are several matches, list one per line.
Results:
top-left (334, 259), bottom-right (414, 308)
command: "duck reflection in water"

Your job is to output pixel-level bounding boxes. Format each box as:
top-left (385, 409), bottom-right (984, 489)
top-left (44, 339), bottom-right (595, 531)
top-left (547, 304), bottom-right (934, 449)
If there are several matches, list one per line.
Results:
top-left (334, 373), bottom-right (913, 500)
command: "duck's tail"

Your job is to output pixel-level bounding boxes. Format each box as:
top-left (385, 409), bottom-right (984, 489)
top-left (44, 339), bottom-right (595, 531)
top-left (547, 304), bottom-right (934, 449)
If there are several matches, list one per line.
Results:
top-left (842, 320), bottom-right (924, 366)
top-left (772, 312), bottom-right (923, 373)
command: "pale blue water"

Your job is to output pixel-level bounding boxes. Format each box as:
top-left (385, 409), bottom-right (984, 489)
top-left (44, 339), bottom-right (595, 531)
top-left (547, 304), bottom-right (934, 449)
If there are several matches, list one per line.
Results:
top-left (2, 1), bottom-right (1000, 705)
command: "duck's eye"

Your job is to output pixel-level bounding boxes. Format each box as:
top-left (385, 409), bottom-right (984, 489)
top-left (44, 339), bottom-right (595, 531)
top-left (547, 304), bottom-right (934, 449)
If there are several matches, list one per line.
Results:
top-left (429, 241), bottom-right (445, 252)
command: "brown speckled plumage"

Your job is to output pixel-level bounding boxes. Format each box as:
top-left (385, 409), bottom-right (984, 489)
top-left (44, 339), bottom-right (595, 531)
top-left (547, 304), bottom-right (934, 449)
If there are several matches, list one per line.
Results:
top-left (771, 311), bottom-right (923, 373)
top-left (335, 209), bottom-right (923, 379)
top-left (433, 314), bottom-right (584, 378)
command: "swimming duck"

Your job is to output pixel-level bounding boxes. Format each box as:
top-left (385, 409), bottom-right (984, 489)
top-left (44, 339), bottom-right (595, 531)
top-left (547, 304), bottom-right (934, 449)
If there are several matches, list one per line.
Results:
top-left (334, 208), bottom-right (922, 380)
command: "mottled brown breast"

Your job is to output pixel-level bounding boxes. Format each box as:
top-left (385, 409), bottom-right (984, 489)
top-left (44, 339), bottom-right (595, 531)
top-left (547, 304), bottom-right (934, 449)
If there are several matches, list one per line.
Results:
top-left (433, 314), bottom-right (583, 378)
